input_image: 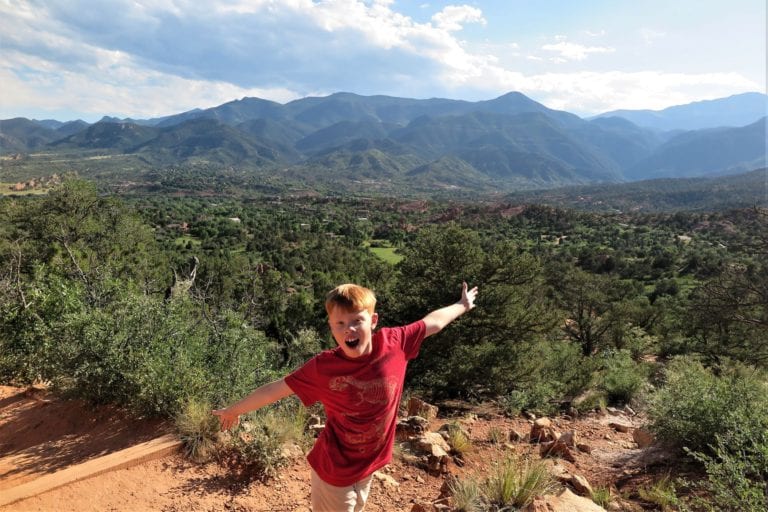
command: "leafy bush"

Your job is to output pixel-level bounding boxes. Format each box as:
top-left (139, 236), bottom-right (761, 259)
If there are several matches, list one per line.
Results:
top-left (599, 349), bottom-right (649, 405)
top-left (688, 426), bottom-right (768, 511)
top-left (648, 357), bottom-right (768, 454)
top-left (226, 414), bottom-right (293, 482)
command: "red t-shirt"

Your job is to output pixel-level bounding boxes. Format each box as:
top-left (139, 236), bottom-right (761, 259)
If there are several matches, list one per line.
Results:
top-left (284, 320), bottom-right (426, 486)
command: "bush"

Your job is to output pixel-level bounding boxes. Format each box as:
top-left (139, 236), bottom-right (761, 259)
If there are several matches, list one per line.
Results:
top-left (688, 427), bottom-right (768, 511)
top-left (599, 349), bottom-right (649, 405)
top-left (648, 357), bottom-right (768, 455)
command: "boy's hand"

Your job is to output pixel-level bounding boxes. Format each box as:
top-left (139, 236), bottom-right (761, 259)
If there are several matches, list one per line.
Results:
top-left (460, 281), bottom-right (478, 310)
top-left (212, 408), bottom-right (240, 431)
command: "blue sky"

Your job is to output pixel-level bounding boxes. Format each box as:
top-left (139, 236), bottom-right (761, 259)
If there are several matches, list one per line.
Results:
top-left (1, 0), bottom-right (765, 122)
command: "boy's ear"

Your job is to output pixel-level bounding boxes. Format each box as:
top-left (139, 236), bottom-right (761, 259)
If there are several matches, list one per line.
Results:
top-left (371, 312), bottom-right (379, 328)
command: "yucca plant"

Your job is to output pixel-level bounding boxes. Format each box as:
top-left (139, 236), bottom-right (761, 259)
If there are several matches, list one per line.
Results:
top-left (591, 485), bottom-right (613, 508)
top-left (637, 474), bottom-right (680, 511)
top-left (445, 422), bottom-right (473, 457)
top-left (483, 454), bottom-right (558, 509)
top-left (175, 398), bottom-right (220, 463)
top-left (487, 426), bottom-right (505, 445)
top-left (449, 477), bottom-right (484, 512)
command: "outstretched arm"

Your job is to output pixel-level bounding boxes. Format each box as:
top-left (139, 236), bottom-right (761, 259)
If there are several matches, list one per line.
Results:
top-left (212, 378), bottom-right (294, 431)
top-left (422, 282), bottom-right (478, 337)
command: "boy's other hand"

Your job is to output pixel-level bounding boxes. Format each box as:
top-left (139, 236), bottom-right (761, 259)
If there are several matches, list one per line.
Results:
top-left (461, 281), bottom-right (478, 310)
top-left (212, 408), bottom-right (239, 431)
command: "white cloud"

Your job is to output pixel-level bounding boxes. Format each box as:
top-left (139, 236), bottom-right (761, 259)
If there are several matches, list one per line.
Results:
top-left (0, 0), bottom-right (763, 120)
top-left (431, 5), bottom-right (486, 32)
top-left (464, 68), bottom-right (759, 115)
top-left (541, 40), bottom-right (615, 61)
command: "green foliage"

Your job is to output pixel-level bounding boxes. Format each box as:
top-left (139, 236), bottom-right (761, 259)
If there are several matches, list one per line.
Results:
top-left (444, 422), bottom-right (473, 457)
top-left (590, 486), bottom-right (613, 508)
top-left (637, 474), bottom-right (681, 511)
top-left (481, 454), bottom-right (559, 509)
top-left (448, 477), bottom-right (484, 512)
top-left (227, 420), bottom-right (288, 482)
top-left (687, 421), bottom-right (768, 511)
top-left (648, 357), bottom-right (768, 455)
top-left (599, 349), bottom-right (650, 405)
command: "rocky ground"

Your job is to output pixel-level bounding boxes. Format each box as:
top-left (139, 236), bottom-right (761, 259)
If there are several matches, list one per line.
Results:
top-left (0, 385), bottom-right (695, 511)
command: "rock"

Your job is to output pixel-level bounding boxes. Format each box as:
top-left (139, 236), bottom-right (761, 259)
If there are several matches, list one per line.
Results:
top-left (407, 397), bottom-right (439, 420)
top-left (557, 430), bottom-right (576, 447)
top-left (373, 471), bottom-right (399, 489)
top-left (509, 429), bottom-right (525, 442)
top-left (540, 438), bottom-right (577, 462)
top-left (570, 474), bottom-right (594, 496)
top-left (397, 416), bottom-right (430, 440)
top-left (632, 427), bottom-right (654, 448)
top-left (531, 417), bottom-right (557, 443)
top-left (608, 422), bottom-right (632, 433)
top-left (523, 488), bottom-right (607, 512)
top-left (438, 422), bottom-right (470, 441)
top-left (576, 443), bottom-right (593, 454)
top-left (415, 432), bottom-right (452, 454)
top-left (280, 442), bottom-right (304, 460)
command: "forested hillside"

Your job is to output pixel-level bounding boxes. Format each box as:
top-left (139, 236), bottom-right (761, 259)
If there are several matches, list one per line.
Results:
top-left (1, 179), bottom-right (767, 510)
top-left (3, 91), bottom-right (765, 193)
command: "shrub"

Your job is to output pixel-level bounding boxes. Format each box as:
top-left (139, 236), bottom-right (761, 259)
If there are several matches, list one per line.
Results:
top-left (600, 349), bottom-right (649, 405)
top-left (176, 398), bottom-right (220, 462)
top-left (227, 418), bottom-right (288, 482)
top-left (688, 428), bottom-right (768, 512)
top-left (648, 357), bottom-right (768, 454)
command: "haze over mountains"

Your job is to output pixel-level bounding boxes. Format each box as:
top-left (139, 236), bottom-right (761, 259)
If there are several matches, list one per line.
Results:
top-left (1, 91), bottom-right (766, 193)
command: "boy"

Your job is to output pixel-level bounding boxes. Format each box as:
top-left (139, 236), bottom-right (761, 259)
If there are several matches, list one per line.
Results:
top-left (213, 281), bottom-right (478, 512)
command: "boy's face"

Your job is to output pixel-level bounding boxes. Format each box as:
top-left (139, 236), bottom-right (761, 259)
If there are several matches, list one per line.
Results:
top-left (328, 306), bottom-right (379, 359)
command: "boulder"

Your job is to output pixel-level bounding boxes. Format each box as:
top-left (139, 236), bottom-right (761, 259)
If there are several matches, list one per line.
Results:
top-left (407, 397), bottom-right (439, 420)
top-left (415, 432), bottom-right (452, 454)
top-left (608, 421), bottom-right (632, 433)
top-left (524, 488), bottom-right (607, 512)
top-left (632, 427), bottom-right (654, 448)
top-left (569, 474), bottom-right (594, 496)
top-left (531, 417), bottom-right (557, 443)
top-left (397, 416), bottom-right (430, 440)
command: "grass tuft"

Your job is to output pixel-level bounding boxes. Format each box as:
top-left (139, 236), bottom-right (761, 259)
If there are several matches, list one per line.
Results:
top-left (175, 398), bottom-right (220, 463)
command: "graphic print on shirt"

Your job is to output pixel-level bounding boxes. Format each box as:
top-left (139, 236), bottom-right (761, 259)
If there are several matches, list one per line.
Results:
top-left (328, 375), bottom-right (399, 406)
top-left (328, 375), bottom-right (400, 451)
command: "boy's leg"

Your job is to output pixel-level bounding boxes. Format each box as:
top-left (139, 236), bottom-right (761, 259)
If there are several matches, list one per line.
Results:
top-left (310, 469), bottom-right (373, 512)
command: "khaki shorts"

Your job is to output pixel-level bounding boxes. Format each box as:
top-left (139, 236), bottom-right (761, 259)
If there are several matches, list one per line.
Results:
top-left (310, 469), bottom-right (373, 512)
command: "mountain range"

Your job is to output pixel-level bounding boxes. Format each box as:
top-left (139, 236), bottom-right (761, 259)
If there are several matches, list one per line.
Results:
top-left (1, 91), bottom-right (766, 193)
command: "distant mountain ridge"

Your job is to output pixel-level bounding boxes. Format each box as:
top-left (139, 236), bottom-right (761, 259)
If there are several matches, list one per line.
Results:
top-left (2, 91), bottom-right (765, 193)
top-left (592, 92), bottom-right (767, 131)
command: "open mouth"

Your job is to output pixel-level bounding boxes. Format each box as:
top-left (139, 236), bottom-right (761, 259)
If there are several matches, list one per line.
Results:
top-left (345, 338), bottom-right (360, 349)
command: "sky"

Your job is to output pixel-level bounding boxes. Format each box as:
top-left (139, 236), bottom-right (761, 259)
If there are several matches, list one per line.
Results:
top-left (1, 0), bottom-right (765, 122)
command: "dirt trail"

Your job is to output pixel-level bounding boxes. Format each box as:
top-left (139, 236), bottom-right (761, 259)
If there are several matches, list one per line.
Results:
top-left (0, 386), bottom-right (675, 511)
